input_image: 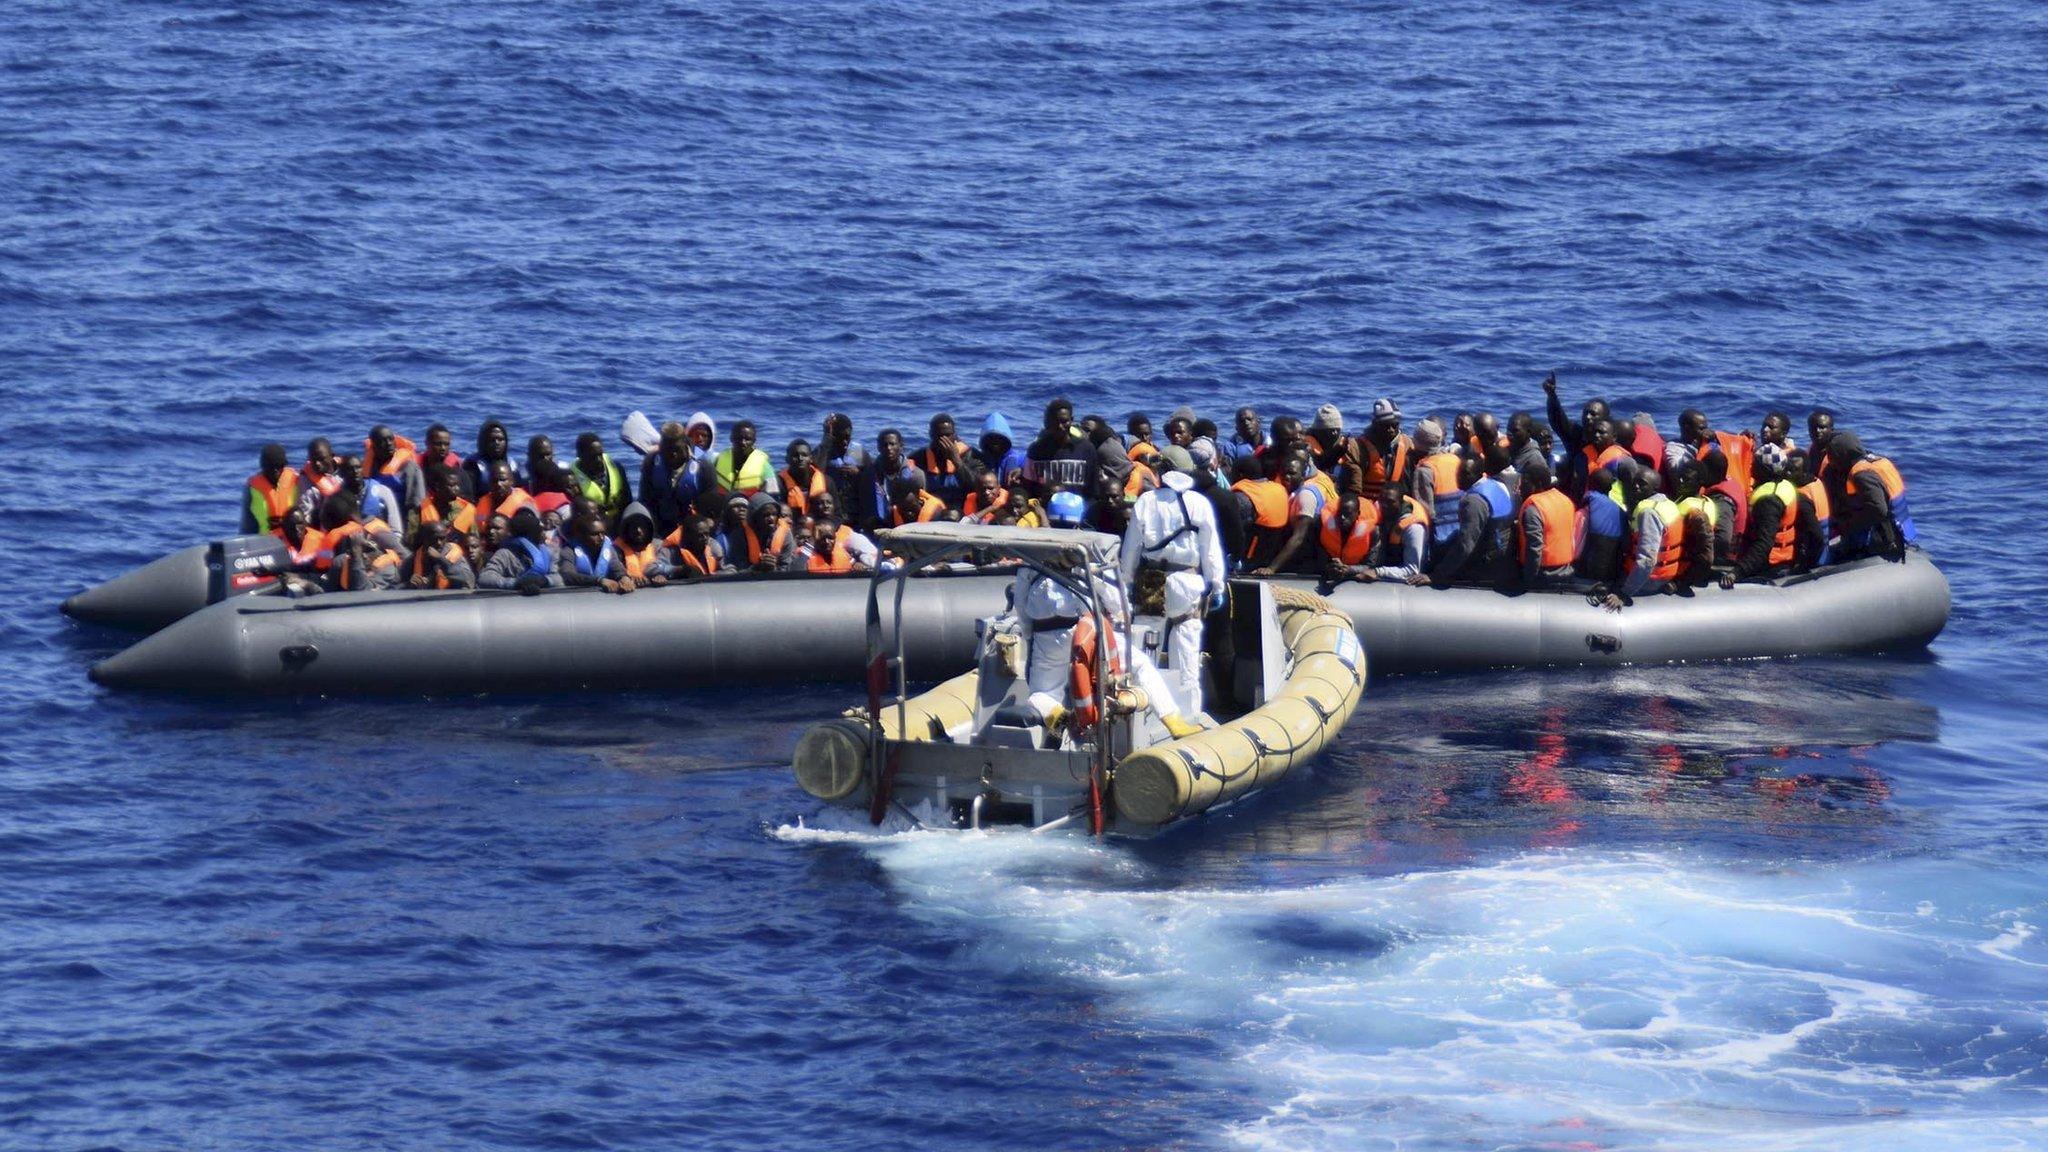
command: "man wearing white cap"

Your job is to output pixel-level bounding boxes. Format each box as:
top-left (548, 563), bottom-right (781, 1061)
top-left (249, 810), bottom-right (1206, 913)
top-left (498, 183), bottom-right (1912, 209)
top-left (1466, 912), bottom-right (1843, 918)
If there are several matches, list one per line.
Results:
top-left (1119, 447), bottom-right (1226, 718)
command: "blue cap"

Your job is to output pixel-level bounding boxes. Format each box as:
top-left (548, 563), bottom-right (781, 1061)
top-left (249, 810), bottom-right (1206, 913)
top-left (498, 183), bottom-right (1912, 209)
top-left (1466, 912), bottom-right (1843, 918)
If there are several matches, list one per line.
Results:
top-left (1048, 491), bottom-right (1086, 526)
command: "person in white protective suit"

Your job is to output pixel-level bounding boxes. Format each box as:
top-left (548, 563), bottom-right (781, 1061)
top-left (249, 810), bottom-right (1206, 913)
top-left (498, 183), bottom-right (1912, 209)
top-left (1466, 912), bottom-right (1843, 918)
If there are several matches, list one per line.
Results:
top-left (1117, 446), bottom-right (1226, 718)
top-left (1015, 492), bottom-right (1202, 739)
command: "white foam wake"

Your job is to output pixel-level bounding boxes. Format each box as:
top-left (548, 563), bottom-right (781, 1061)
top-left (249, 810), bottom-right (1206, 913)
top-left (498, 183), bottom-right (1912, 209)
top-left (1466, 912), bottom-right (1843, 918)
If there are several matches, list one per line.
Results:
top-left (777, 820), bottom-right (2048, 1149)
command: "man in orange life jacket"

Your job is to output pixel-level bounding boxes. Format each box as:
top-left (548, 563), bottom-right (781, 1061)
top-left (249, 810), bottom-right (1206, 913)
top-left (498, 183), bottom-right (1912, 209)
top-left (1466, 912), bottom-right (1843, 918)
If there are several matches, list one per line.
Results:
top-left (242, 443), bottom-right (299, 535)
top-left (779, 439), bottom-right (829, 517)
top-left (478, 506), bottom-right (562, 593)
top-left (1517, 462), bottom-right (1578, 588)
top-left (1677, 408), bottom-right (1754, 494)
top-left (1229, 453), bottom-right (1291, 568)
top-left (1307, 404), bottom-right (1364, 495)
top-left (406, 519), bottom-right (476, 590)
top-left (741, 493), bottom-right (797, 571)
top-left (1829, 431), bottom-right (1917, 560)
top-left (1785, 448), bottom-right (1832, 573)
top-left (1724, 442), bottom-right (1798, 586)
top-left (321, 489), bottom-right (408, 592)
top-left (1410, 418), bottom-right (1463, 551)
top-left (1251, 451), bottom-right (1326, 576)
top-left (364, 424), bottom-right (425, 529)
top-left (1316, 491), bottom-right (1379, 585)
top-left (275, 507), bottom-right (330, 586)
top-left (297, 437), bottom-right (342, 520)
top-left (614, 502), bottom-right (672, 586)
top-left (914, 413), bottom-right (980, 508)
top-left (804, 492), bottom-right (880, 570)
top-left (1609, 467), bottom-right (1684, 605)
top-left (419, 463), bottom-right (479, 553)
top-left (1356, 397), bottom-right (1412, 503)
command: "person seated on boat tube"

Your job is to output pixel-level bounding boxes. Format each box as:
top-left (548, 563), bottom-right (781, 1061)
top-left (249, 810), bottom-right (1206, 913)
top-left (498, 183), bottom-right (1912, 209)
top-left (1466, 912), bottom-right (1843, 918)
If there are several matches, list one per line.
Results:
top-left (706, 419), bottom-right (773, 502)
top-left (1828, 431), bottom-right (1917, 561)
top-left (461, 419), bottom-right (520, 499)
top-left (1604, 467), bottom-right (1684, 607)
top-left (479, 507), bottom-right (563, 593)
top-left (1785, 448), bottom-right (1832, 573)
top-left (1723, 442), bottom-right (1798, 587)
top-left (614, 502), bottom-right (672, 586)
top-left (792, 511), bottom-right (865, 574)
top-left (1229, 454), bottom-right (1290, 568)
top-left (332, 456), bottom-right (399, 548)
top-left (1315, 491), bottom-right (1379, 587)
top-left (558, 512), bottom-right (634, 593)
top-left (297, 437), bottom-right (342, 520)
top-left (738, 493), bottom-right (796, 571)
top-left (1667, 461), bottom-right (1720, 587)
top-left (362, 425), bottom-right (425, 528)
top-left (322, 490), bottom-right (409, 592)
top-left (276, 506), bottom-right (331, 584)
top-left (242, 442), bottom-right (300, 536)
top-left (568, 431), bottom-right (632, 527)
top-left (482, 511), bottom-right (512, 563)
top-left (1119, 448), bottom-right (1226, 717)
top-left (1517, 462), bottom-right (1579, 589)
top-left (804, 492), bottom-right (880, 569)
top-left (1419, 453), bottom-right (1516, 588)
top-left (1249, 450), bottom-right (1326, 576)
top-left (1355, 480), bottom-right (1428, 583)
top-left (1576, 464), bottom-right (1629, 584)
top-left (1695, 451), bottom-right (1745, 572)
top-left (406, 519), bottom-right (476, 591)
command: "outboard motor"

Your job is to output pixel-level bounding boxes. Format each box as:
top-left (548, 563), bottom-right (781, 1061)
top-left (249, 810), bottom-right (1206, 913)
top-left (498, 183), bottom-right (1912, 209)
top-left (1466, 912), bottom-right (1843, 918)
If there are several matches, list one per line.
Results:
top-left (207, 535), bottom-right (290, 603)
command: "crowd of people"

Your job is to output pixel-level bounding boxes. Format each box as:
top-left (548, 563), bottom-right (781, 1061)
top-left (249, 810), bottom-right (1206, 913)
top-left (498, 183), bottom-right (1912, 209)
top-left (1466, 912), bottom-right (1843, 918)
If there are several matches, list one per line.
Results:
top-left (236, 374), bottom-right (1918, 603)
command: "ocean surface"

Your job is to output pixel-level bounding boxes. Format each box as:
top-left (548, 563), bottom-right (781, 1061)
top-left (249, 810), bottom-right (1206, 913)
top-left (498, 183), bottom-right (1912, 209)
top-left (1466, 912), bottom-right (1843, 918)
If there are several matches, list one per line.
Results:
top-left (4, 0), bottom-right (2048, 1147)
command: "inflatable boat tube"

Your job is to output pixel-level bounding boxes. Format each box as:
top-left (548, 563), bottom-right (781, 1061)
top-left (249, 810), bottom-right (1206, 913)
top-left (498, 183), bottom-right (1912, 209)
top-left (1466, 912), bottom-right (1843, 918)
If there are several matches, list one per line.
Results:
top-left (1112, 586), bottom-right (1366, 826)
top-left (62, 536), bottom-right (290, 633)
top-left (86, 553), bottom-right (1948, 695)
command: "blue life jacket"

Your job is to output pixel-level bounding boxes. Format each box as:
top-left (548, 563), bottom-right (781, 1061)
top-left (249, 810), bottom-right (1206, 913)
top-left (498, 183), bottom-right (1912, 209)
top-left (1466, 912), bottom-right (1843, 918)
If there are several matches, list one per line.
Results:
top-left (1583, 490), bottom-right (1624, 539)
top-left (1471, 476), bottom-right (1515, 556)
top-left (570, 539), bottom-right (617, 578)
top-left (511, 537), bottom-right (553, 581)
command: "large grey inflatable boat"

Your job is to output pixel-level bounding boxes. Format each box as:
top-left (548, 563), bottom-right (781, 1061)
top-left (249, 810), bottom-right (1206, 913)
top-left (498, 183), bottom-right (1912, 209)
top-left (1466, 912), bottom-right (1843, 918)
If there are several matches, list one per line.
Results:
top-left (82, 550), bottom-right (1950, 695)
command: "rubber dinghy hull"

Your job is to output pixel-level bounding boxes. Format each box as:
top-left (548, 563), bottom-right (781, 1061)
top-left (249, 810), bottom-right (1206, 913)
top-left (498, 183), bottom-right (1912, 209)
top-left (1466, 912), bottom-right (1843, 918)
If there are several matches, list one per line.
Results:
top-left (88, 553), bottom-right (1948, 695)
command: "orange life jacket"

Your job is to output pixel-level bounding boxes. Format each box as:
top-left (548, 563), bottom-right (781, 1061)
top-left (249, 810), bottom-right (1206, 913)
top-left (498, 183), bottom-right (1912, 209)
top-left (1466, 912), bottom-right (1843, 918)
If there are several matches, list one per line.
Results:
top-left (476, 488), bottom-right (533, 524)
top-left (330, 518), bottom-right (401, 590)
top-left (963, 487), bottom-right (1009, 523)
top-left (1397, 494), bottom-right (1430, 534)
top-left (1067, 614), bottom-right (1125, 732)
top-left (744, 520), bottom-right (792, 565)
top-left (1123, 461), bottom-right (1158, 501)
top-left (1750, 479), bottom-right (1798, 567)
top-left (281, 526), bottom-right (331, 571)
top-left (1715, 430), bottom-right (1753, 491)
top-left (670, 542), bottom-right (721, 576)
top-left (247, 469), bottom-right (300, 525)
top-left (1582, 443), bottom-right (1630, 474)
top-left (408, 542), bottom-right (467, 589)
top-left (617, 538), bottom-right (664, 580)
top-left (1317, 502), bottom-right (1377, 565)
top-left (891, 491), bottom-right (944, 526)
top-left (1359, 435), bottom-right (1410, 501)
top-left (363, 435), bottom-right (419, 478)
top-left (419, 497), bottom-right (476, 535)
top-left (1520, 488), bottom-right (1577, 569)
top-left (1799, 478), bottom-right (1831, 524)
top-left (779, 467), bottom-right (828, 515)
top-left (806, 525), bottom-right (856, 573)
top-left (300, 463), bottom-right (343, 499)
top-left (1232, 478), bottom-right (1289, 530)
top-left (1306, 470), bottom-right (1338, 512)
top-left (1128, 440), bottom-right (1159, 463)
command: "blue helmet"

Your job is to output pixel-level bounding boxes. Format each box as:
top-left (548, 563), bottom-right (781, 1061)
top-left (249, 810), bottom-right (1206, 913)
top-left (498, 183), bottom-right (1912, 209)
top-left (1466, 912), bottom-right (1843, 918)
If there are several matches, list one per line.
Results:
top-left (1048, 491), bottom-right (1086, 526)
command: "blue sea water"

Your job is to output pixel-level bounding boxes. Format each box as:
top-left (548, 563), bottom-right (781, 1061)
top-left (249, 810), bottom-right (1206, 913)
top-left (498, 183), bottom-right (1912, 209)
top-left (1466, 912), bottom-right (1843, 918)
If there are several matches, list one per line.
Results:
top-left (5, 0), bottom-right (2048, 1147)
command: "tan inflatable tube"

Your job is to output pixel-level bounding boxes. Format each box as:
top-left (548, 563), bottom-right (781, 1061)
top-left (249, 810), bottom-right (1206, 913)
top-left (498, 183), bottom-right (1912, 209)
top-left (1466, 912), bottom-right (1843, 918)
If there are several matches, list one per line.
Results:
top-left (1112, 587), bottom-right (1366, 827)
top-left (792, 672), bottom-right (980, 802)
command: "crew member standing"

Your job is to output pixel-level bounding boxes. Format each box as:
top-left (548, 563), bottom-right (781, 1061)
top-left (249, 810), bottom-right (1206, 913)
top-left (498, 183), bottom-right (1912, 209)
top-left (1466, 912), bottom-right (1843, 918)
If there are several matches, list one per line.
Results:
top-left (1118, 450), bottom-right (1226, 718)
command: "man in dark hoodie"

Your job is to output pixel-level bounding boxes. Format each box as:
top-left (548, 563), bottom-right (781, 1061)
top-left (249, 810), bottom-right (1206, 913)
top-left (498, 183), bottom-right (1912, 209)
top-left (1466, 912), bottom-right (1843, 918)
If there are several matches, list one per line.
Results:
top-left (1026, 397), bottom-right (1091, 493)
top-left (613, 502), bottom-right (672, 586)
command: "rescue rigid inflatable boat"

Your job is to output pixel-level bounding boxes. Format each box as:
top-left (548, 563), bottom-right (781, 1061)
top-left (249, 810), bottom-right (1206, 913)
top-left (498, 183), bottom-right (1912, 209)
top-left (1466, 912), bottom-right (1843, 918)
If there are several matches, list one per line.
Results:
top-left (788, 524), bottom-right (1368, 836)
top-left (79, 542), bottom-right (1950, 694)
